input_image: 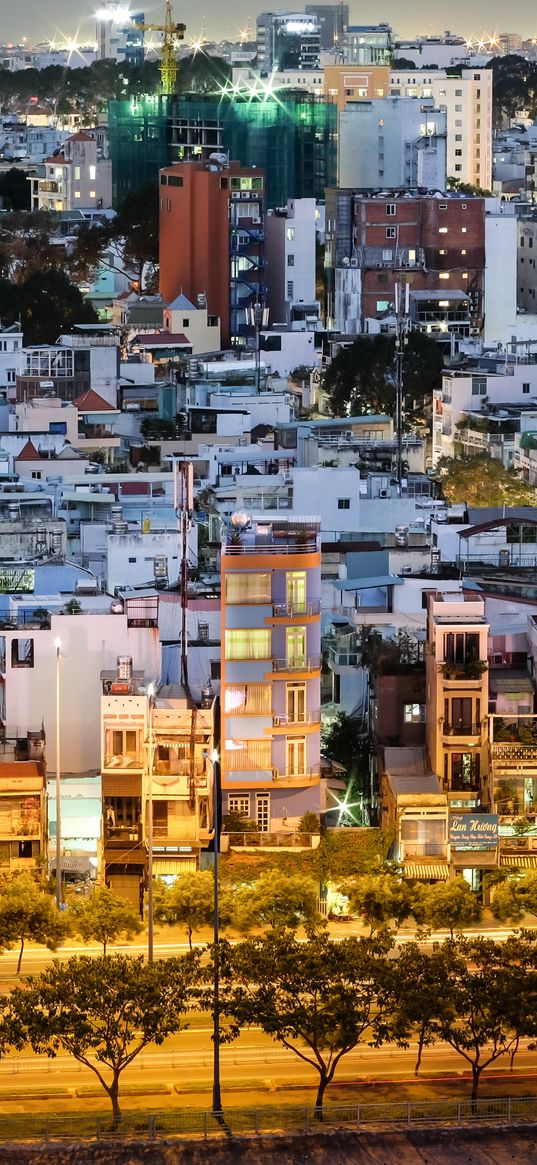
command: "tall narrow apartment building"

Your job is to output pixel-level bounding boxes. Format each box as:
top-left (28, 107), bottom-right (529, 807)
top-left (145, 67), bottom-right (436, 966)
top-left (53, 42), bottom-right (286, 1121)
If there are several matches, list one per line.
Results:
top-left (221, 515), bottom-right (322, 839)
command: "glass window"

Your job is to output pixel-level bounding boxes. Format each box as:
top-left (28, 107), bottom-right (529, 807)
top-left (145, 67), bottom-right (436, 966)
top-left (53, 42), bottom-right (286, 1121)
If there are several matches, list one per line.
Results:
top-left (337, 498), bottom-right (351, 509)
top-left (228, 794), bottom-right (250, 817)
top-left (404, 703), bottom-right (425, 723)
top-left (225, 629), bottom-right (271, 659)
top-left (225, 572), bottom-right (271, 604)
top-left (225, 684), bottom-right (272, 714)
top-left (11, 639), bottom-right (34, 668)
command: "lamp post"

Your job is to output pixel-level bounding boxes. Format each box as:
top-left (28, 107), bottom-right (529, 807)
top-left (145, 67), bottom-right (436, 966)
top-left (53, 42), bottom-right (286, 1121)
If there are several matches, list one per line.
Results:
top-left (204, 747), bottom-right (222, 1116)
top-left (55, 639), bottom-right (62, 910)
top-left (147, 683), bottom-right (156, 963)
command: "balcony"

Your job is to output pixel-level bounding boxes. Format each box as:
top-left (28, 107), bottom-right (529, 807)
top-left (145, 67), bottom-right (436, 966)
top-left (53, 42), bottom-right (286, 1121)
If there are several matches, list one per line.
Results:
top-left (103, 754), bottom-right (144, 772)
top-left (104, 823), bottom-right (143, 845)
top-left (272, 601), bottom-right (321, 618)
top-left (400, 841), bottom-right (448, 859)
top-left (272, 656), bottom-right (322, 673)
top-left (272, 709), bottom-right (321, 727)
top-left (224, 831), bottom-right (319, 850)
top-left (443, 721), bottom-right (482, 737)
top-left (439, 660), bottom-right (487, 682)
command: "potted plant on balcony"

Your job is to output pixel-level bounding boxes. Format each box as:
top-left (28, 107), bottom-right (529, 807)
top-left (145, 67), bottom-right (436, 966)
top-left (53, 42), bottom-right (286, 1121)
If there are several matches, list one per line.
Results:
top-left (33, 608), bottom-right (50, 629)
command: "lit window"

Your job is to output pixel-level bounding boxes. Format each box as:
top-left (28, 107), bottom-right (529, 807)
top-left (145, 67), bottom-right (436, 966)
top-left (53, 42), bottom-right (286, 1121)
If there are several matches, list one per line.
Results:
top-left (74, 166), bottom-right (81, 180)
top-left (286, 227), bottom-right (295, 241)
top-left (89, 191), bottom-right (96, 198)
top-left (439, 272), bottom-right (449, 279)
top-left (89, 165), bottom-right (96, 180)
top-left (461, 227), bottom-right (467, 233)
top-left (438, 227), bottom-right (448, 234)
top-left (74, 192), bottom-right (81, 199)
top-left (404, 703), bottom-right (425, 723)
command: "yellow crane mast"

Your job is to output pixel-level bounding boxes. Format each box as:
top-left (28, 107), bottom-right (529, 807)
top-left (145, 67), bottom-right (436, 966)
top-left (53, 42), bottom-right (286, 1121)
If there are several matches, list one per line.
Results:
top-left (138, 1), bottom-right (186, 95)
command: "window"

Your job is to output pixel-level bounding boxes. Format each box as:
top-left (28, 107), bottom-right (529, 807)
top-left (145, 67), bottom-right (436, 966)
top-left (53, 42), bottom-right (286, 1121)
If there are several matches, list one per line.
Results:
top-left (11, 639), bottom-right (34, 668)
top-left (287, 281), bottom-right (294, 298)
top-left (74, 166), bottom-right (81, 180)
top-left (228, 794), bottom-right (250, 818)
top-left (455, 104), bottom-right (462, 112)
top-left (455, 149), bottom-right (462, 156)
top-left (439, 272), bottom-right (449, 279)
top-left (472, 376), bottom-right (487, 396)
top-left (105, 728), bottom-right (141, 766)
top-left (168, 175), bottom-right (183, 187)
top-left (287, 736), bottom-right (306, 776)
top-left (287, 682), bottom-right (306, 724)
top-left (404, 703), bottom-right (426, 723)
top-left (225, 684), bottom-right (271, 715)
top-left (337, 498), bottom-right (351, 509)
top-left (128, 556), bottom-right (136, 563)
top-left (455, 119), bottom-right (462, 126)
top-left (386, 227), bottom-right (396, 240)
top-left (210, 660), bottom-right (221, 681)
top-left (225, 629), bottom-right (271, 660)
top-left (225, 572), bottom-right (271, 604)
top-left (455, 89), bottom-right (463, 96)
top-left (438, 227), bottom-right (448, 234)
top-left (286, 227), bottom-right (295, 241)
top-left (461, 226), bottom-right (467, 233)
top-left (197, 622), bottom-right (209, 640)
top-left (89, 165), bottom-right (96, 180)
top-left (225, 739), bottom-right (271, 770)
top-left (256, 793), bottom-right (270, 832)
top-left (455, 164), bottom-right (462, 172)
top-left (461, 248), bottom-right (467, 255)
top-left (455, 134), bottom-right (462, 141)
top-left (386, 203), bottom-right (396, 216)
top-left (287, 254), bottom-right (295, 266)
top-left (523, 383), bottom-right (531, 394)
top-left (183, 318), bottom-right (189, 327)
top-left (286, 626), bottom-right (307, 667)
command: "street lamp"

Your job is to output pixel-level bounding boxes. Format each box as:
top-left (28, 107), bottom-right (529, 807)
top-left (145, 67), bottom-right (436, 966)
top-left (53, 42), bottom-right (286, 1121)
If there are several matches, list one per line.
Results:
top-left (55, 639), bottom-right (62, 910)
top-left (204, 747), bottom-right (222, 1116)
top-left (147, 682), bottom-right (156, 963)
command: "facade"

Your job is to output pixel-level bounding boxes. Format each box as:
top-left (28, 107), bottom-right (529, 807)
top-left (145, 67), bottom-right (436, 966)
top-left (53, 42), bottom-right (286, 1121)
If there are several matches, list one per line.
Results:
top-left (338, 98), bottom-right (447, 191)
top-left (101, 656), bottom-right (216, 909)
top-left (0, 725), bottom-right (47, 878)
top-left (30, 132), bottom-right (112, 213)
top-left (256, 11), bottom-right (321, 74)
top-left (325, 190), bottom-right (485, 335)
top-left (266, 198), bottom-right (318, 325)
top-left (159, 159), bottom-right (266, 348)
top-left (96, 5), bottom-right (145, 65)
top-left (324, 64), bottom-right (390, 110)
top-left (16, 333), bottom-right (120, 406)
top-left (220, 514), bottom-right (322, 842)
top-left (433, 361), bottom-right (537, 466)
top-left (342, 25), bottom-right (392, 65)
top-left (518, 213), bottom-right (537, 314)
top-left (305, 4), bottom-right (349, 49)
top-left (390, 68), bottom-right (493, 191)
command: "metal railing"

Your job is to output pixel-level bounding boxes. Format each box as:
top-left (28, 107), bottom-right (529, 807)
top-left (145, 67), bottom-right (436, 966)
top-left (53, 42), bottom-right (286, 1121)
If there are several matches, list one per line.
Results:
top-left (0, 1095), bottom-right (536, 1142)
top-left (272, 601), bottom-right (321, 617)
top-left (443, 722), bottom-right (482, 736)
top-left (272, 656), bottom-right (322, 672)
top-left (272, 709), bottom-right (321, 727)
top-left (224, 539), bottom-right (319, 555)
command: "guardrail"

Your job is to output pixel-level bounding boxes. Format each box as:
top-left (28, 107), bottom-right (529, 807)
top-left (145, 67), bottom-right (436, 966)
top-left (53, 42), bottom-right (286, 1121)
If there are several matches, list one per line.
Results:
top-left (0, 1095), bottom-right (536, 1142)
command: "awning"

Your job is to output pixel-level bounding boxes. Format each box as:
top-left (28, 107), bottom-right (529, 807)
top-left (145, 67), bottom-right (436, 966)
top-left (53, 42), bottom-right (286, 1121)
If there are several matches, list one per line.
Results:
top-left (500, 854), bottom-right (537, 868)
top-left (404, 862), bottom-right (449, 880)
top-left (102, 775), bottom-right (142, 797)
top-left (153, 856), bottom-right (197, 875)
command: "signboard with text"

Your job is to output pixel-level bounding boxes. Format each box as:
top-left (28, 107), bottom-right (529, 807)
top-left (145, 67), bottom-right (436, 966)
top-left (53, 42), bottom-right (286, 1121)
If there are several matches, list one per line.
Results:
top-left (449, 813), bottom-right (499, 851)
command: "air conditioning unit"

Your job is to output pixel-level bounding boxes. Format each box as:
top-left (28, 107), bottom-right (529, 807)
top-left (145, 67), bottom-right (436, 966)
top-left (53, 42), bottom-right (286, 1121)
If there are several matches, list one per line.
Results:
top-left (241, 191), bottom-right (250, 199)
top-left (232, 191), bottom-right (241, 199)
top-left (252, 216), bottom-right (261, 224)
top-left (379, 489), bottom-right (388, 498)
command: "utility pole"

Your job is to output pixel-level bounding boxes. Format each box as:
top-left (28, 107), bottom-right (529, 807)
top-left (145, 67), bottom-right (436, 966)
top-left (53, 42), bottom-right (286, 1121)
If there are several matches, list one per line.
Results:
top-left (394, 279), bottom-right (410, 494)
top-left (174, 460), bottom-right (194, 694)
top-left (246, 303), bottom-right (269, 393)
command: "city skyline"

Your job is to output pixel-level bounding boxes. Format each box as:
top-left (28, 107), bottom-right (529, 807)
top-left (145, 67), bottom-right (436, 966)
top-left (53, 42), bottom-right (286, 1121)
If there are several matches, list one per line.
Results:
top-left (4, 0), bottom-right (537, 49)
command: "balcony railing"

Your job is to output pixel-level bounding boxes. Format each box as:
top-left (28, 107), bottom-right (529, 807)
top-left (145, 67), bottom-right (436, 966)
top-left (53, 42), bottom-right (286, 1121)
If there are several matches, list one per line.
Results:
top-left (104, 824), bottom-right (142, 843)
top-left (272, 601), bottom-right (321, 618)
top-left (440, 661), bottom-right (487, 681)
top-left (401, 842), bottom-right (447, 858)
top-left (225, 831), bottom-right (318, 849)
top-left (272, 656), bottom-right (322, 672)
top-left (443, 722), bottom-right (482, 737)
top-left (492, 743), bottom-right (537, 762)
top-left (272, 710), bottom-right (321, 727)
top-left (103, 754), bottom-right (144, 770)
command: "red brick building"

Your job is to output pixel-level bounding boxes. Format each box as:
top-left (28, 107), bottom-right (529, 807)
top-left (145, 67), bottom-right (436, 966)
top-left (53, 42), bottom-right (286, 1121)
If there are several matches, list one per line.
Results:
top-left (326, 190), bottom-right (485, 335)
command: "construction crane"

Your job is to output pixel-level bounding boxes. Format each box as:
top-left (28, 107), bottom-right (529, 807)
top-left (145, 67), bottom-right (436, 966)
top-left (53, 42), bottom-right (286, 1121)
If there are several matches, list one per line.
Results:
top-left (138, 1), bottom-right (186, 95)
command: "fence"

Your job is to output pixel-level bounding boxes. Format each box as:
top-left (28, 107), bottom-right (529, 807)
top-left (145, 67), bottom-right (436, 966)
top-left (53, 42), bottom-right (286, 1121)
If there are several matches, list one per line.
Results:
top-left (2, 1096), bottom-right (537, 1143)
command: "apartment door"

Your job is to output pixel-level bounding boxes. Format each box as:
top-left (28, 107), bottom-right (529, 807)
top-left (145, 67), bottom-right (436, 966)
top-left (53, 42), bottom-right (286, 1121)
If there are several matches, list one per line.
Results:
top-left (286, 571), bottom-right (306, 613)
top-left (286, 626), bottom-right (306, 667)
top-left (256, 793), bottom-right (270, 833)
top-left (287, 736), bottom-right (306, 777)
top-left (287, 682), bottom-right (306, 724)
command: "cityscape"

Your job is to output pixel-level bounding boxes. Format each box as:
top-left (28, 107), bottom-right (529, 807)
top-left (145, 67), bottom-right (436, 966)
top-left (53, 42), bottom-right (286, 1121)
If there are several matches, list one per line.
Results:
top-left (2, 3), bottom-right (537, 1160)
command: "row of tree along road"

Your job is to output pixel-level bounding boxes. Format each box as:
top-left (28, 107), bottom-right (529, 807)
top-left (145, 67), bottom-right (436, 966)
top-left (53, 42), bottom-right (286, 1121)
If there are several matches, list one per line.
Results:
top-left (2, 872), bottom-right (537, 1124)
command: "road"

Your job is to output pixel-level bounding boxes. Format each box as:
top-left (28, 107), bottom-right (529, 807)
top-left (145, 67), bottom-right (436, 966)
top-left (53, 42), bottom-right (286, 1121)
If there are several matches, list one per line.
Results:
top-left (1, 1025), bottom-right (537, 1101)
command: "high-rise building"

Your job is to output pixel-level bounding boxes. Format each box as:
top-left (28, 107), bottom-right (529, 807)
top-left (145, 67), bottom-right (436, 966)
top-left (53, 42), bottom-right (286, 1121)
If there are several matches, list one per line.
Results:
top-left (96, 4), bottom-right (145, 65)
top-left (266, 198), bottom-right (318, 324)
top-left (110, 91), bottom-right (337, 209)
top-left (305, 4), bottom-right (349, 50)
top-left (256, 11), bottom-right (321, 74)
top-left (338, 98), bottom-right (447, 191)
top-left (159, 159), bottom-right (266, 347)
top-left (342, 24), bottom-right (392, 65)
top-left (220, 514), bottom-right (322, 839)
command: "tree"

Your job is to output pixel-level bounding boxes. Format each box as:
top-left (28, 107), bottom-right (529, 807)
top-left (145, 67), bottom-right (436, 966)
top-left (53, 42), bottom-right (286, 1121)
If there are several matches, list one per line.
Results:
top-left (220, 931), bottom-right (393, 1116)
top-left (69, 886), bottom-right (142, 956)
top-left (0, 875), bottom-right (68, 974)
top-left (390, 941), bottom-right (453, 1074)
top-left (153, 870), bottom-right (215, 950)
top-left (490, 871), bottom-right (537, 925)
top-left (436, 454), bottom-right (537, 507)
top-left (231, 869), bottom-right (319, 934)
top-left (11, 954), bottom-right (197, 1125)
top-left (426, 938), bottom-right (521, 1105)
top-left (0, 169), bottom-right (31, 211)
top-left (346, 872), bottom-right (416, 935)
top-left (413, 878), bottom-right (482, 938)
top-left (112, 184), bottom-right (159, 290)
top-left (321, 713), bottom-right (368, 823)
top-left (487, 55), bottom-right (537, 126)
top-left (322, 331), bottom-right (443, 418)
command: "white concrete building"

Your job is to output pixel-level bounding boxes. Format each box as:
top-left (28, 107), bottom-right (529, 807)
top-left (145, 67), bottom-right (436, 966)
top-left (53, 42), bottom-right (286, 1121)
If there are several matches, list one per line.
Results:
top-left (484, 202), bottom-right (518, 346)
top-left (0, 324), bottom-right (22, 401)
top-left (30, 132), bottom-right (112, 213)
top-left (266, 199), bottom-right (318, 325)
top-left (433, 361), bottom-right (537, 464)
top-left (389, 67), bottom-right (493, 190)
top-left (339, 98), bottom-right (447, 191)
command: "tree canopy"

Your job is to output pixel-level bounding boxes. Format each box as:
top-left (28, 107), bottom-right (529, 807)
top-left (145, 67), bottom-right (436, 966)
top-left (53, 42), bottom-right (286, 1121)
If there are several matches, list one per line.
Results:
top-left (323, 331), bottom-right (444, 418)
top-left (0, 874), bottom-right (67, 974)
top-left (69, 886), bottom-right (142, 956)
top-left (0, 268), bottom-right (98, 345)
top-left (346, 872), bottom-right (416, 934)
top-left (153, 870), bottom-right (216, 950)
top-left (231, 869), bottom-right (319, 933)
top-left (436, 454), bottom-right (537, 507)
top-left (10, 953), bottom-right (197, 1124)
top-left (413, 878), bottom-right (482, 938)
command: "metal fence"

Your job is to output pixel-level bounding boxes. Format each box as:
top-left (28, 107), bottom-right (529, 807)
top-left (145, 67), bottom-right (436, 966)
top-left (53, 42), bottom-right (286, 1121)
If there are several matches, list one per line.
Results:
top-left (2, 1096), bottom-right (537, 1143)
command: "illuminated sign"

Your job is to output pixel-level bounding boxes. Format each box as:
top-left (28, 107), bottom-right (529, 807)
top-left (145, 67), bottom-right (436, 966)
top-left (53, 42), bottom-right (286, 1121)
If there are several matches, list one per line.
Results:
top-left (449, 813), bottom-right (498, 850)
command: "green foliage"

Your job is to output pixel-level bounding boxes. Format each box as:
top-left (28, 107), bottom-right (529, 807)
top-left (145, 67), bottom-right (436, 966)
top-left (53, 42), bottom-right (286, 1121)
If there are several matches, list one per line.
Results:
top-left (298, 811), bottom-right (321, 834)
top-left (413, 879), bottom-right (482, 938)
top-left (0, 168), bottom-right (31, 211)
top-left (436, 454), bottom-right (537, 507)
top-left (447, 178), bottom-right (492, 196)
top-left (69, 886), bottom-right (142, 956)
top-left (63, 598), bottom-right (82, 615)
top-left (346, 872), bottom-right (416, 933)
top-left (0, 268), bottom-right (98, 345)
top-left (153, 871), bottom-right (217, 949)
top-left (322, 331), bottom-right (444, 418)
top-left (231, 869), bottom-right (319, 934)
top-left (0, 874), bottom-right (68, 974)
top-left (313, 828), bottom-right (389, 883)
top-left (113, 184), bottom-right (159, 289)
top-left (140, 416), bottom-right (184, 440)
top-left (289, 364), bottom-right (313, 383)
top-left (10, 953), bottom-right (197, 1124)
top-left (219, 930), bottom-right (394, 1113)
top-left (490, 871), bottom-right (537, 924)
top-left (222, 809), bottom-right (259, 834)
top-left (487, 54), bottom-right (537, 126)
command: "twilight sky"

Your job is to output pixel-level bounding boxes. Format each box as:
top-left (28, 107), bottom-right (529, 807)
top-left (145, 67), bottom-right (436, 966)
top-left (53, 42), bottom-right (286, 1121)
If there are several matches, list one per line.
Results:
top-left (4, 0), bottom-right (535, 47)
